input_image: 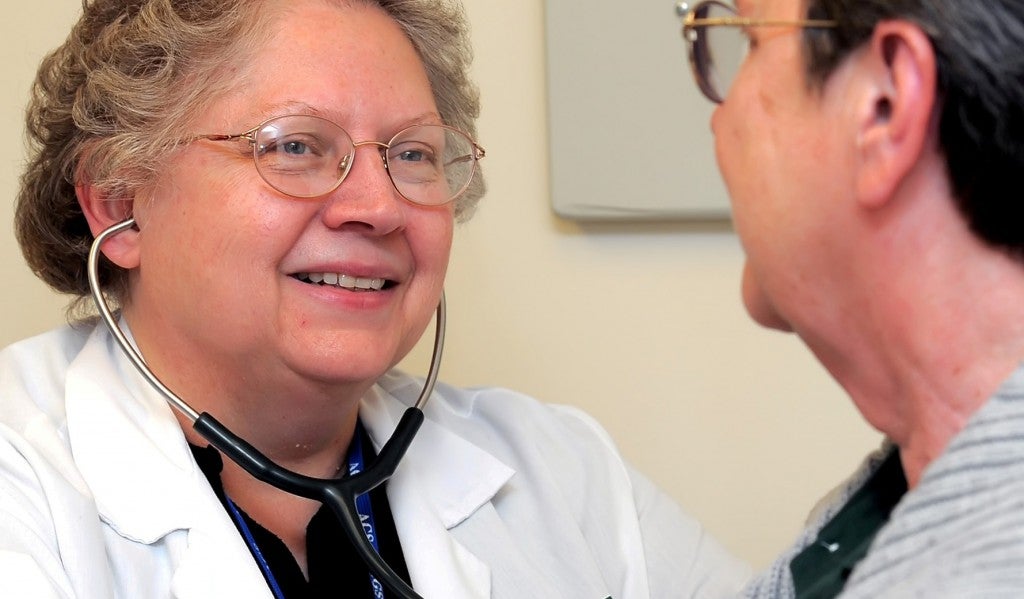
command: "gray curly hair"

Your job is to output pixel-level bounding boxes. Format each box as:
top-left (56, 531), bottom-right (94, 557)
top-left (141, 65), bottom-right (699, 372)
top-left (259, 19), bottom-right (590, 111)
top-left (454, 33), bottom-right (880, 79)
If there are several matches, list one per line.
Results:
top-left (15, 0), bottom-right (484, 314)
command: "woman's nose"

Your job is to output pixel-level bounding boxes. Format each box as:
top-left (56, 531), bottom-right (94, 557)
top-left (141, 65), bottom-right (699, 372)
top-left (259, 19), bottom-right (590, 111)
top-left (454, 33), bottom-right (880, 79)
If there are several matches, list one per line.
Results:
top-left (320, 144), bottom-right (406, 234)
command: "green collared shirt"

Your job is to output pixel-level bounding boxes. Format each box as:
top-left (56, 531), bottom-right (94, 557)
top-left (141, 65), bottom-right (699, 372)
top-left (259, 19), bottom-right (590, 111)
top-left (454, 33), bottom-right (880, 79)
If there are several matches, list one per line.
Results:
top-left (790, 450), bottom-right (908, 598)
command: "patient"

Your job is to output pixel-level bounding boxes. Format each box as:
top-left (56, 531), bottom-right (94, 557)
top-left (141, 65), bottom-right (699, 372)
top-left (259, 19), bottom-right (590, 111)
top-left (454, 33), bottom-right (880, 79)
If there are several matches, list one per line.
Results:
top-left (676, 0), bottom-right (1024, 595)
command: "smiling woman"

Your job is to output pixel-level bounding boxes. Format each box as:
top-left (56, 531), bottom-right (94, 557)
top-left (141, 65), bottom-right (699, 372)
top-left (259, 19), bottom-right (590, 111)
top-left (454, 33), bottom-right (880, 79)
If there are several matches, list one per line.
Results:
top-left (0, 0), bottom-right (749, 597)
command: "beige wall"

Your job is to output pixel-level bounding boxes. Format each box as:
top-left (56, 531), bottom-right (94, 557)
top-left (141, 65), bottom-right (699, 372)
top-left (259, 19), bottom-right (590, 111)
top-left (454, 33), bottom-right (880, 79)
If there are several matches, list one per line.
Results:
top-left (1, 0), bottom-right (881, 569)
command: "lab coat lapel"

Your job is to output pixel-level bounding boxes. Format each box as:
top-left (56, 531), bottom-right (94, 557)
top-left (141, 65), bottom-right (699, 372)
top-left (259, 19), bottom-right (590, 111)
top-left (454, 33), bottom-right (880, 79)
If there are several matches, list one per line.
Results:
top-left (360, 382), bottom-right (515, 599)
top-left (65, 324), bottom-right (514, 598)
top-left (169, 523), bottom-right (273, 598)
top-left (65, 325), bottom-right (272, 598)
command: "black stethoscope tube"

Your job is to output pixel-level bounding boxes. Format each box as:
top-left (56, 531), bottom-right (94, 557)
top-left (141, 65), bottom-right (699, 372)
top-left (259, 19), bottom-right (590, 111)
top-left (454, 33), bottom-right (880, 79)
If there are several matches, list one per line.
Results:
top-left (88, 218), bottom-right (438, 599)
top-left (194, 408), bottom-right (425, 598)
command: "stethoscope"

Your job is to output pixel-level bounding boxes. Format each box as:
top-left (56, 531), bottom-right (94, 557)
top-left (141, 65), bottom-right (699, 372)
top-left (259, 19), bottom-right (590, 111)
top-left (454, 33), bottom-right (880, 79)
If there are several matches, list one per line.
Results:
top-left (88, 218), bottom-right (437, 599)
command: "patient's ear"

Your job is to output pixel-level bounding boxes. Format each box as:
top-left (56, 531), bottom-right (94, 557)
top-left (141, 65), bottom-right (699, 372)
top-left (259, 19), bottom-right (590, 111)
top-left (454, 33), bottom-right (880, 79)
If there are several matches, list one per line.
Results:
top-left (853, 20), bottom-right (937, 209)
top-left (76, 181), bottom-right (141, 269)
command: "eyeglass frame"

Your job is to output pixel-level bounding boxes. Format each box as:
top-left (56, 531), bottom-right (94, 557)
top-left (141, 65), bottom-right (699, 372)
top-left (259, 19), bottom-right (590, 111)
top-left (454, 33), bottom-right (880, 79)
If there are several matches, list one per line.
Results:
top-left (196, 114), bottom-right (486, 206)
top-left (675, 0), bottom-right (837, 104)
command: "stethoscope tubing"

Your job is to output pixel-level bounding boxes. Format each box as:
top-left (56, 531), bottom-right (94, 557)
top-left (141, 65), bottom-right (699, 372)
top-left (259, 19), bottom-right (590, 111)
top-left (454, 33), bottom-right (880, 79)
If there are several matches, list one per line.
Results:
top-left (88, 218), bottom-right (439, 599)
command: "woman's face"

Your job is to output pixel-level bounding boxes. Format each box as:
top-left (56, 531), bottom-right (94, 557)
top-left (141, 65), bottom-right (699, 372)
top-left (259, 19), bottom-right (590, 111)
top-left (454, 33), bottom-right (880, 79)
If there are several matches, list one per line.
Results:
top-left (124, 1), bottom-right (453, 397)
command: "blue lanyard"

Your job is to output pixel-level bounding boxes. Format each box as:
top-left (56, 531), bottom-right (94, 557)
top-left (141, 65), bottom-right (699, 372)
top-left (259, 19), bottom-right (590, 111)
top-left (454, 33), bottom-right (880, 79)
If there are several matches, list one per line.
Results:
top-left (347, 421), bottom-right (386, 599)
top-left (225, 494), bottom-right (287, 599)
top-left (226, 421), bottom-right (385, 599)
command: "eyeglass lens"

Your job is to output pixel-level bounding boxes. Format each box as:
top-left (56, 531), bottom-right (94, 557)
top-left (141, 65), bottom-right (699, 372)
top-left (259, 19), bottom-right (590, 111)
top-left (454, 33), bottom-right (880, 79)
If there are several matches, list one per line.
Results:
top-left (252, 115), bottom-right (478, 205)
top-left (691, 2), bottom-right (749, 103)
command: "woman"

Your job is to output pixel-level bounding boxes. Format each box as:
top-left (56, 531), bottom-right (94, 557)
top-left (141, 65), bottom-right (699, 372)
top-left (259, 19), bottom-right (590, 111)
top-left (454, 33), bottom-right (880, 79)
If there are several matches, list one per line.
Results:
top-left (1, 0), bottom-right (748, 597)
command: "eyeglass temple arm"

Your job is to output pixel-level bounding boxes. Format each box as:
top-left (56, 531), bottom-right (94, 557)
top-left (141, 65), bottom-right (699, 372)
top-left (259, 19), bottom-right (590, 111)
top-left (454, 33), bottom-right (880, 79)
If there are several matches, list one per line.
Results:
top-left (195, 130), bottom-right (259, 143)
top-left (676, 1), bottom-right (836, 29)
top-left (684, 17), bottom-right (837, 28)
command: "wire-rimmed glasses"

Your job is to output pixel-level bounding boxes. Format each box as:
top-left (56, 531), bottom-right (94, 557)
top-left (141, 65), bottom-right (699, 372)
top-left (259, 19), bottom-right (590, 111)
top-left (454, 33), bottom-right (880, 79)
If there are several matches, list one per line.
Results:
top-left (675, 1), bottom-right (837, 104)
top-left (199, 114), bottom-right (485, 206)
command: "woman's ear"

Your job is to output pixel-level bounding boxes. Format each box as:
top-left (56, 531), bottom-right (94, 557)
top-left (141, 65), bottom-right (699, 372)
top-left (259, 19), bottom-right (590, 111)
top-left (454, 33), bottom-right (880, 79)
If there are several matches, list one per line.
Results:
top-left (852, 20), bottom-right (938, 209)
top-left (76, 181), bottom-right (141, 269)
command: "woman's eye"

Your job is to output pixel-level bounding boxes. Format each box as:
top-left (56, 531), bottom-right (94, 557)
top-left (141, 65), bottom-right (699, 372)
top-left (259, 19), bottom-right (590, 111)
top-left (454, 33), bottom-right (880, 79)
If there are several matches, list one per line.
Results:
top-left (278, 135), bottom-right (324, 156)
top-left (260, 133), bottom-right (326, 158)
top-left (398, 149), bottom-right (425, 162)
top-left (391, 142), bottom-right (437, 165)
top-left (282, 140), bottom-right (310, 155)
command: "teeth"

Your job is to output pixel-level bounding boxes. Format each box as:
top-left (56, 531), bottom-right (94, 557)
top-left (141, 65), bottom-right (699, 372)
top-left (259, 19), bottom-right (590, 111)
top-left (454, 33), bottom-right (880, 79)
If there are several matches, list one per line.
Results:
top-left (297, 272), bottom-right (385, 291)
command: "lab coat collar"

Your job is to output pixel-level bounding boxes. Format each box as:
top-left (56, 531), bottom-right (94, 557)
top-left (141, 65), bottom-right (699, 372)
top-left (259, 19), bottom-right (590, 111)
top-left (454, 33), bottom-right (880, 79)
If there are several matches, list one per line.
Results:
top-left (66, 324), bottom-right (516, 598)
top-left (65, 324), bottom-right (273, 597)
top-left (66, 323), bottom-right (202, 539)
top-left (359, 374), bottom-right (516, 598)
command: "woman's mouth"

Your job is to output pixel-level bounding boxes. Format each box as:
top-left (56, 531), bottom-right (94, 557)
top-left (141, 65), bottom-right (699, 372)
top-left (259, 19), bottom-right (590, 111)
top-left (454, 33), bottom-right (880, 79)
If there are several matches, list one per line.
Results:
top-left (292, 272), bottom-right (394, 291)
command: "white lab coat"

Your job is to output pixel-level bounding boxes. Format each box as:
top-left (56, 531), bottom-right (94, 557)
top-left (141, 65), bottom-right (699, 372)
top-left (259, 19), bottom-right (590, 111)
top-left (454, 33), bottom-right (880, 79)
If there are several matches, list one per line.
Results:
top-left (0, 324), bottom-right (749, 598)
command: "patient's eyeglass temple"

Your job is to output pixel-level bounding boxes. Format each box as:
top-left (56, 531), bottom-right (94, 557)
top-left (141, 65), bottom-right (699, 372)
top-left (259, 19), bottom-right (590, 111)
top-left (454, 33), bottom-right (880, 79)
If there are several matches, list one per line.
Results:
top-left (675, 1), bottom-right (836, 103)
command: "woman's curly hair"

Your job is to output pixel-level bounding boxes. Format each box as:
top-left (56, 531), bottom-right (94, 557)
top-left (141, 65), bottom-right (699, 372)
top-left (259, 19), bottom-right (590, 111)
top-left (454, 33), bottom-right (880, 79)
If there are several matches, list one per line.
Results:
top-left (15, 0), bottom-right (484, 315)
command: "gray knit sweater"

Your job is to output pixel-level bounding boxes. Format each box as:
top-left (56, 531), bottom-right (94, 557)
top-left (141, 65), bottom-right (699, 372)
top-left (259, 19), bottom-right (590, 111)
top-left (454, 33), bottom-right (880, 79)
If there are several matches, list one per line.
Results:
top-left (744, 365), bottom-right (1024, 598)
